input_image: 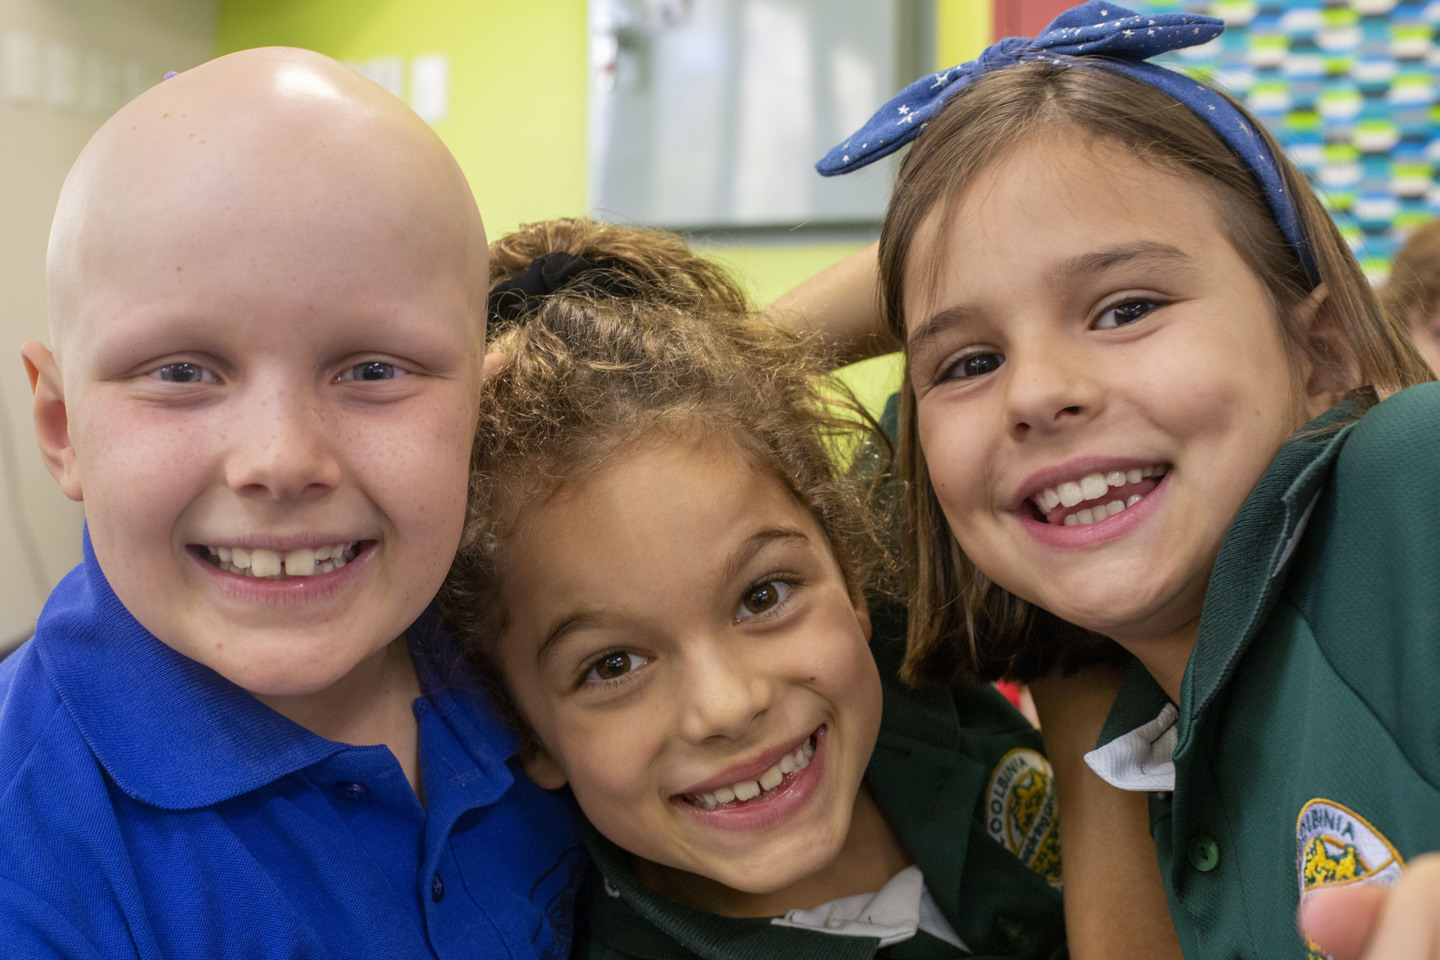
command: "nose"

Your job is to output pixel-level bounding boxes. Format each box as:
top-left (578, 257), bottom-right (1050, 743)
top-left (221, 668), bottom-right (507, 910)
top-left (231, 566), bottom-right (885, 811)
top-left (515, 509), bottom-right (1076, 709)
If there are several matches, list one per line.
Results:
top-left (1003, 337), bottom-right (1104, 439)
top-left (676, 638), bottom-right (773, 744)
top-left (224, 387), bottom-right (343, 499)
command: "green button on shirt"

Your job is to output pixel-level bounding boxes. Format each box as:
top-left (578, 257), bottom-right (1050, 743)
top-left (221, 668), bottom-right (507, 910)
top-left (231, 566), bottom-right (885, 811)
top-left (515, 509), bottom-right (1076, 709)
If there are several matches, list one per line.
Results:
top-left (1094, 383), bottom-right (1440, 959)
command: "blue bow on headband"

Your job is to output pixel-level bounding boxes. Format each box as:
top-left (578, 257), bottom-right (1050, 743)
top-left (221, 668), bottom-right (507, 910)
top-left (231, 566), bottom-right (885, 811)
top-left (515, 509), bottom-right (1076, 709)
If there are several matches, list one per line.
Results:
top-left (817, 0), bottom-right (1317, 283)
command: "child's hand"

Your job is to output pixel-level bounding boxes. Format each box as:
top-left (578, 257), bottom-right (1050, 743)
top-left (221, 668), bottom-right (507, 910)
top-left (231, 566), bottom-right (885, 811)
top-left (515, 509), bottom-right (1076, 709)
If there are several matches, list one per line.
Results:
top-left (1299, 853), bottom-right (1440, 958)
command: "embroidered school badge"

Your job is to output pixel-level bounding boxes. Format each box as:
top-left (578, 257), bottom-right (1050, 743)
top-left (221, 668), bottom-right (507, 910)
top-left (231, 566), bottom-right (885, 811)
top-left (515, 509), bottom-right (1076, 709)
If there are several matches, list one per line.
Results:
top-left (986, 748), bottom-right (1062, 886)
top-left (1297, 799), bottom-right (1406, 960)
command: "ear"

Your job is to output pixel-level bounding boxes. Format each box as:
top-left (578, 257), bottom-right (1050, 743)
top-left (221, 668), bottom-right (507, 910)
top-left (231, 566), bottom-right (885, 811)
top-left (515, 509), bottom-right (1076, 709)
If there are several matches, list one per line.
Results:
top-left (481, 349), bottom-right (510, 384)
top-left (20, 340), bottom-right (83, 501)
top-left (1290, 284), bottom-right (1356, 416)
top-left (519, 740), bottom-right (569, 791)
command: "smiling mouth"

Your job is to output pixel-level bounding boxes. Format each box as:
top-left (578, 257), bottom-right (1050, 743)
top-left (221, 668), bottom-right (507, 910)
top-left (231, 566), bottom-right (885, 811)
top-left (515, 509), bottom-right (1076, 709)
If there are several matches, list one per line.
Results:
top-left (1029, 466), bottom-right (1169, 526)
top-left (683, 733), bottom-right (817, 810)
top-left (197, 542), bottom-right (362, 579)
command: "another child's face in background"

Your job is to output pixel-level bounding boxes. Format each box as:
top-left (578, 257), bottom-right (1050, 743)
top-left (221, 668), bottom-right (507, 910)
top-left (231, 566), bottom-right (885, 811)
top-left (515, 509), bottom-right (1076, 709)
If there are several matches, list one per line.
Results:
top-left (498, 437), bottom-right (881, 909)
top-left (58, 176), bottom-right (483, 700)
top-left (902, 134), bottom-right (1330, 651)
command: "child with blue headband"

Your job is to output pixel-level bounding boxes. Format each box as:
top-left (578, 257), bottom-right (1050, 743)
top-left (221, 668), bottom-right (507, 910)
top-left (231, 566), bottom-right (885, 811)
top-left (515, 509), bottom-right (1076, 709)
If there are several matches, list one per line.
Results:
top-left (813, 3), bottom-right (1440, 958)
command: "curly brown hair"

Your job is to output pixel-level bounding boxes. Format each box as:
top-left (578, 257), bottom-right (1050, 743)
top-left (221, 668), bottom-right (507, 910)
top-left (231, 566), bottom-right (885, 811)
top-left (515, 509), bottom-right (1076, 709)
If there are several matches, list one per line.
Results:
top-left (489, 217), bottom-right (751, 316)
top-left (442, 219), bottom-right (894, 729)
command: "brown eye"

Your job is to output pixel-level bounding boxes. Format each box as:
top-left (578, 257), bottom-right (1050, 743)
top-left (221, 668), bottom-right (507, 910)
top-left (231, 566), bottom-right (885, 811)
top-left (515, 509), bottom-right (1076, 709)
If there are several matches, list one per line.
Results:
top-left (953, 353), bottom-right (1003, 379)
top-left (736, 580), bottom-right (794, 621)
top-left (744, 584), bottom-right (779, 614)
top-left (584, 651), bottom-right (649, 685)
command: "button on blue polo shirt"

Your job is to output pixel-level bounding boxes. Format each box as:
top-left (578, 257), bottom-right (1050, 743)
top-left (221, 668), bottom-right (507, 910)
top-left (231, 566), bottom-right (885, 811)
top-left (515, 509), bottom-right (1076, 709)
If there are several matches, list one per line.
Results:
top-left (0, 534), bottom-right (585, 959)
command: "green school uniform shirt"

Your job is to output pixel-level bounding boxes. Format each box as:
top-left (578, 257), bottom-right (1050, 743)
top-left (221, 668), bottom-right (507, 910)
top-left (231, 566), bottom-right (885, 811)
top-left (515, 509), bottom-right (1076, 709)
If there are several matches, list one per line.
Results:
top-left (575, 625), bottom-right (1066, 960)
top-left (1088, 383), bottom-right (1440, 960)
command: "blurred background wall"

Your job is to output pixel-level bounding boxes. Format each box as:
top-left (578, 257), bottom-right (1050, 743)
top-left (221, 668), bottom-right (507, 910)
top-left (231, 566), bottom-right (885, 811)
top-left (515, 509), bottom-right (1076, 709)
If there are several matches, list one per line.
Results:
top-left (0, 0), bottom-right (215, 652)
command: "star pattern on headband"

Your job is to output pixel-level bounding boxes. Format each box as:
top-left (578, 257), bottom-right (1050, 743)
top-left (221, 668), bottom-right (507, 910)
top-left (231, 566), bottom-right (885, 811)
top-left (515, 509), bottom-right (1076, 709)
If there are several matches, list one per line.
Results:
top-left (816, 1), bottom-right (1222, 177)
top-left (815, 0), bottom-right (1317, 283)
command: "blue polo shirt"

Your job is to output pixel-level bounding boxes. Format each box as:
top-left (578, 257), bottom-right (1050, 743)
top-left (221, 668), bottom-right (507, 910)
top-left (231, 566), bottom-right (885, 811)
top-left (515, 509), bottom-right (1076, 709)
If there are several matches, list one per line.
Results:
top-left (0, 535), bottom-right (585, 959)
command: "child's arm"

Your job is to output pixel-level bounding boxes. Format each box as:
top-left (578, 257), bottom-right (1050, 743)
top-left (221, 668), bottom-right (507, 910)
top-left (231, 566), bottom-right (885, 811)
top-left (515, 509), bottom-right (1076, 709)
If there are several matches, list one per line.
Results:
top-left (1029, 667), bottom-right (1184, 960)
top-left (763, 242), bottom-right (893, 364)
top-left (1298, 854), bottom-right (1440, 959)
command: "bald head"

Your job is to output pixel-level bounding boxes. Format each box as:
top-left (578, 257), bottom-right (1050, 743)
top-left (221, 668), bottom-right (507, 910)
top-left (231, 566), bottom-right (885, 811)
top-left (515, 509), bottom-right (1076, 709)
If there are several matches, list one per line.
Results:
top-left (46, 47), bottom-right (487, 372)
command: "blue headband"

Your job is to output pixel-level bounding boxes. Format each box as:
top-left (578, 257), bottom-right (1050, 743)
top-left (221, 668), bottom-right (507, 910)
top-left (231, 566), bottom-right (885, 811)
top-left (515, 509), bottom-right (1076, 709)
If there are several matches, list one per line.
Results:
top-left (816, 0), bottom-right (1318, 284)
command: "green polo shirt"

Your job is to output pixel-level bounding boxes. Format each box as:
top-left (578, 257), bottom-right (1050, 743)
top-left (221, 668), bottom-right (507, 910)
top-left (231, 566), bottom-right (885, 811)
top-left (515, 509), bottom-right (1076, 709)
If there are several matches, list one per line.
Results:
top-left (1091, 383), bottom-right (1440, 959)
top-left (576, 623), bottom-right (1066, 960)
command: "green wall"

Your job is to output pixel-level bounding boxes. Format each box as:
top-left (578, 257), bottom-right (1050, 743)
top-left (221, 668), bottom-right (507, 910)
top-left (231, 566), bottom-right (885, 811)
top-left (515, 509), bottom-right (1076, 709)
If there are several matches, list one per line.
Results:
top-left (217, 0), bottom-right (588, 245)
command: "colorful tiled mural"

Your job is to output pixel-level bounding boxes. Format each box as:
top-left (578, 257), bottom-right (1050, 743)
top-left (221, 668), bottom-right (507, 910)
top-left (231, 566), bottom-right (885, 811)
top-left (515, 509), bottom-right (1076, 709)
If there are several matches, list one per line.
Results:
top-left (1143, 0), bottom-right (1438, 279)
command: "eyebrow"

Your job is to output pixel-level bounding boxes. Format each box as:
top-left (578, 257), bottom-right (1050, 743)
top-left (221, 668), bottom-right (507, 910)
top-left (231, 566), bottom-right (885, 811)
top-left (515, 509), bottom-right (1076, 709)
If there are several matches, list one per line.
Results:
top-left (905, 240), bottom-right (1196, 362)
top-left (532, 526), bottom-right (814, 667)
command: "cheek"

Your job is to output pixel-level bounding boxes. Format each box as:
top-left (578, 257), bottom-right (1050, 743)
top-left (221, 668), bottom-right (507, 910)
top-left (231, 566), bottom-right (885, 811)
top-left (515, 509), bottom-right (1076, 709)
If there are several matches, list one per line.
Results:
top-left (562, 731), bottom-right (661, 829)
top-left (76, 408), bottom-right (207, 535)
top-left (363, 397), bottom-right (475, 529)
top-left (915, 403), bottom-right (988, 512)
top-left (812, 618), bottom-right (884, 738)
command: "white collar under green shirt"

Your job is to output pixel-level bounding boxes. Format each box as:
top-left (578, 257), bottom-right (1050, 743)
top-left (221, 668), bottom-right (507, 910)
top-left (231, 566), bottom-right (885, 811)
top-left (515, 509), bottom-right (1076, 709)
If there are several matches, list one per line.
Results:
top-left (769, 864), bottom-right (968, 951)
top-left (1084, 701), bottom-right (1179, 793)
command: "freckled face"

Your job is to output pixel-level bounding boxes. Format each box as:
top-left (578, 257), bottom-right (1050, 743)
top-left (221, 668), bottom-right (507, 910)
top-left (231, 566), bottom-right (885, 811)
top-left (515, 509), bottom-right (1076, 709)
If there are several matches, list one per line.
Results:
top-left (496, 439), bottom-right (880, 913)
top-left (902, 135), bottom-right (1329, 656)
top-left (53, 107), bottom-right (485, 701)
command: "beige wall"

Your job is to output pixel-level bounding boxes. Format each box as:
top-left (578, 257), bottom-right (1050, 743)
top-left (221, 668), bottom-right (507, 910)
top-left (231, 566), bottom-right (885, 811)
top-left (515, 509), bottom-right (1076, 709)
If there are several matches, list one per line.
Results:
top-left (0, 0), bottom-right (215, 645)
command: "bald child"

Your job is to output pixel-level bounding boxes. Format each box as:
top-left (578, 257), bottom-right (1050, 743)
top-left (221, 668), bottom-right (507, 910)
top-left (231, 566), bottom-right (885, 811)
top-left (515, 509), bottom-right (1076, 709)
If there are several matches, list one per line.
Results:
top-left (3, 48), bottom-right (582, 959)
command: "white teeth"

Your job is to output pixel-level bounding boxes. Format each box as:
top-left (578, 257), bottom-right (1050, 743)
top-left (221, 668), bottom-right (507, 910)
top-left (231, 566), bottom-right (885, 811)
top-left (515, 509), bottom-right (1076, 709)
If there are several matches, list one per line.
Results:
top-left (686, 736), bottom-right (816, 810)
top-left (1060, 495), bottom-right (1145, 526)
top-left (733, 780), bottom-right (761, 801)
top-left (250, 549), bottom-right (281, 578)
top-left (1080, 474), bottom-right (1109, 500)
top-left (204, 542), bottom-right (356, 579)
top-left (1034, 465), bottom-right (1168, 524)
top-left (284, 548), bottom-right (316, 577)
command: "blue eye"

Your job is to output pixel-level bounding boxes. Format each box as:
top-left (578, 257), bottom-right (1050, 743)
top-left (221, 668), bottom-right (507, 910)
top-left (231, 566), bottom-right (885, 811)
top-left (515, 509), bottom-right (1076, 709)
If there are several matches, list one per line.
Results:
top-left (1095, 299), bottom-right (1158, 330)
top-left (338, 361), bottom-right (403, 382)
top-left (735, 579), bottom-right (794, 621)
top-left (945, 352), bottom-right (1005, 381)
top-left (152, 362), bottom-right (216, 383)
top-left (583, 650), bottom-right (651, 685)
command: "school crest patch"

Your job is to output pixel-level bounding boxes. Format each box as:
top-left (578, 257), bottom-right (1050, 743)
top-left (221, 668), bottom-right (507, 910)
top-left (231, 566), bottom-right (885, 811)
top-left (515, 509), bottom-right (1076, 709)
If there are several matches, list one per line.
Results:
top-left (1297, 799), bottom-right (1406, 960)
top-left (986, 748), bottom-right (1062, 886)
